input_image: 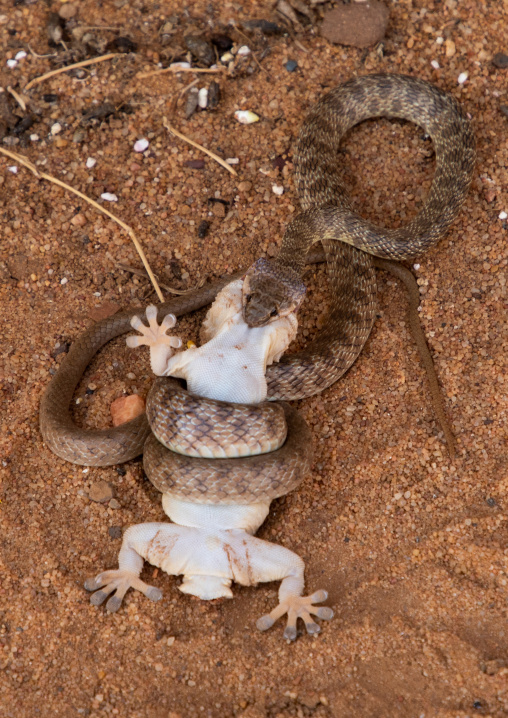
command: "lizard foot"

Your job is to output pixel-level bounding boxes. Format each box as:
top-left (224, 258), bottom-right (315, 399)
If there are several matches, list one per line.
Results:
top-left (126, 305), bottom-right (182, 350)
top-left (84, 569), bottom-right (163, 612)
top-left (256, 589), bottom-right (334, 641)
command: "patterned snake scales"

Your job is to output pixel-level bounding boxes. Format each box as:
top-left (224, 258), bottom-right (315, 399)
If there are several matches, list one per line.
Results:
top-left (40, 74), bottom-right (475, 501)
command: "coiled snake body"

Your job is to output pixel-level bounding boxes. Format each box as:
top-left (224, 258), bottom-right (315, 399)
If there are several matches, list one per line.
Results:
top-left (40, 74), bottom-right (475, 500)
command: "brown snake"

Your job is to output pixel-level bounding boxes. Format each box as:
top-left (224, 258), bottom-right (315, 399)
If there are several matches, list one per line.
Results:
top-left (40, 74), bottom-right (475, 500)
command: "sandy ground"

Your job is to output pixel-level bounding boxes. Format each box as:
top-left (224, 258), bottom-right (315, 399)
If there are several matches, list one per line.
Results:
top-left (0, 1), bottom-right (507, 716)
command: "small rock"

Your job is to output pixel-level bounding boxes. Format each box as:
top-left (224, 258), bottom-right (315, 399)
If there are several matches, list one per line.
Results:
top-left (71, 213), bottom-right (87, 227)
top-left (108, 526), bottom-right (123, 539)
top-left (88, 481), bottom-right (114, 503)
top-left (237, 45), bottom-right (251, 56)
top-left (492, 52), bottom-right (508, 69)
top-left (197, 220), bottom-right (210, 238)
top-left (100, 192), bottom-right (118, 202)
top-left (6, 59), bottom-right (17, 69)
top-left (499, 211), bottom-right (507, 220)
top-left (226, 157), bottom-right (239, 165)
top-left (58, 2), bottom-right (77, 20)
top-left (237, 180), bottom-right (252, 192)
top-left (284, 59), bottom-right (298, 72)
top-left (7, 166), bottom-right (18, 174)
top-left (197, 87), bottom-right (208, 109)
top-left (208, 80), bottom-right (220, 110)
top-left (133, 138), bottom-right (149, 153)
top-left (185, 159), bottom-right (205, 169)
top-left (234, 110), bottom-right (260, 124)
top-left (457, 72), bottom-right (468, 84)
top-left (184, 87), bottom-right (199, 119)
top-left (445, 38), bottom-right (456, 57)
top-left (110, 394), bottom-right (146, 426)
top-left (86, 157), bottom-right (96, 169)
top-left (109, 498), bottom-right (121, 510)
top-left (184, 35), bottom-right (215, 67)
top-left (51, 123), bottom-right (62, 135)
top-left (73, 130), bottom-right (85, 143)
top-left (500, 105), bottom-right (508, 118)
top-left (15, 50), bottom-right (27, 61)
top-left (321, 1), bottom-right (389, 49)
top-left (242, 19), bottom-right (283, 36)
top-left (272, 184), bottom-right (284, 195)
top-left (211, 202), bottom-right (226, 218)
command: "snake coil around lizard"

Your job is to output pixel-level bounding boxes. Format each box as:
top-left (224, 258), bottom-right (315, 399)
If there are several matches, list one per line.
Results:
top-left (40, 74), bottom-right (475, 501)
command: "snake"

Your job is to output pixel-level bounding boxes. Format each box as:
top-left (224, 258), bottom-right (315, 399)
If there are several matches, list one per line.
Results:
top-left (39, 74), bottom-right (475, 501)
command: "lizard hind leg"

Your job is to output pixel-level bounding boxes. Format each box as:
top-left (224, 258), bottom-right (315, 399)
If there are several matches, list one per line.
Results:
top-left (256, 589), bottom-right (334, 641)
top-left (84, 570), bottom-right (163, 612)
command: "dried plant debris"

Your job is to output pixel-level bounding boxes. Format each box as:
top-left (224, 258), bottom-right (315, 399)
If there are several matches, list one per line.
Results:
top-left (184, 35), bottom-right (215, 67)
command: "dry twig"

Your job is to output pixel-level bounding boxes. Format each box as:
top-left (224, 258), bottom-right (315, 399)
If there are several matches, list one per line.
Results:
top-left (24, 53), bottom-right (125, 91)
top-left (0, 147), bottom-right (164, 302)
top-left (163, 117), bottom-right (237, 176)
top-left (7, 86), bottom-right (27, 112)
top-left (137, 66), bottom-right (224, 80)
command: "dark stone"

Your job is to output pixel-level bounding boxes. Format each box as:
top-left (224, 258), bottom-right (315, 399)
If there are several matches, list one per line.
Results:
top-left (242, 19), bottom-right (284, 35)
top-left (486, 497), bottom-right (497, 507)
top-left (106, 36), bottom-right (137, 53)
top-left (184, 159), bottom-right (205, 169)
top-left (208, 80), bottom-right (220, 110)
top-left (13, 115), bottom-right (34, 135)
top-left (210, 33), bottom-right (233, 53)
top-left (43, 93), bottom-right (59, 103)
top-left (108, 526), bottom-right (123, 540)
top-left (492, 52), bottom-right (508, 69)
top-left (184, 35), bottom-right (215, 67)
top-left (197, 220), bottom-right (210, 238)
top-left (285, 59), bottom-right (298, 72)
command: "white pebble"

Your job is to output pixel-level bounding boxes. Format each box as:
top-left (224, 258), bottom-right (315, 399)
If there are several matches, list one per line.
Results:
top-left (30, 134), bottom-right (39, 142)
top-left (198, 87), bottom-right (208, 109)
top-left (15, 50), bottom-right (27, 61)
top-left (430, 60), bottom-right (440, 70)
top-left (237, 45), bottom-right (251, 56)
top-left (7, 166), bottom-right (18, 174)
top-left (169, 61), bottom-right (191, 70)
top-left (6, 59), bottom-right (17, 69)
top-left (499, 211), bottom-right (507, 220)
top-left (457, 72), bottom-right (468, 84)
top-left (436, 36), bottom-right (444, 44)
top-left (93, 292), bottom-right (101, 297)
top-left (272, 184), bottom-right (284, 196)
top-left (101, 193), bottom-right (118, 202)
top-left (226, 158), bottom-right (239, 165)
top-left (234, 110), bottom-right (260, 124)
top-left (60, 277), bottom-right (68, 285)
top-left (413, 263), bottom-right (420, 270)
top-left (221, 52), bottom-right (234, 63)
top-left (86, 157), bottom-right (97, 169)
top-left (133, 138), bottom-right (149, 153)
top-left (51, 123), bottom-right (62, 135)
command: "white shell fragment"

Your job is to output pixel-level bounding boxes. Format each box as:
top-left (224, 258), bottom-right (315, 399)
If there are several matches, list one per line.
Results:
top-left (101, 193), bottom-right (118, 202)
top-left (86, 157), bottom-right (97, 169)
top-left (237, 45), bottom-right (251, 56)
top-left (51, 123), bottom-right (62, 135)
top-left (430, 60), bottom-right (440, 70)
top-left (134, 138), bottom-right (149, 153)
top-left (234, 110), bottom-right (260, 124)
top-left (198, 87), bottom-right (208, 109)
top-left (7, 166), bottom-right (18, 174)
top-left (6, 59), bottom-right (17, 69)
top-left (15, 50), bottom-right (27, 61)
top-left (169, 61), bottom-right (191, 70)
top-left (226, 158), bottom-right (239, 165)
top-left (499, 211), bottom-right (507, 220)
top-left (457, 72), bottom-right (468, 84)
top-left (272, 185), bottom-right (284, 196)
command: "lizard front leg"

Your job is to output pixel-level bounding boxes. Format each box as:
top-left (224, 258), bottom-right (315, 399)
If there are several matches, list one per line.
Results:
top-left (126, 305), bottom-right (183, 375)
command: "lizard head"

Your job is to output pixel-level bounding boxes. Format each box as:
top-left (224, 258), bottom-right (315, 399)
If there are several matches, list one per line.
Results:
top-left (242, 257), bottom-right (306, 327)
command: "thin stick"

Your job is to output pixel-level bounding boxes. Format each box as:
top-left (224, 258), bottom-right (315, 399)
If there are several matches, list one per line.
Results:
top-left (7, 86), bottom-right (27, 112)
top-left (0, 147), bottom-right (164, 302)
top-left (136, 66), bottom-right (224, 80)
top-left (24, 53), bottom-right (124, 91)
top-left (179, 78), bottom-right (199, 97)
top-left (116, 263), bottom-right (207, 295)
top-left (163, 117), bottom-right (237, 176)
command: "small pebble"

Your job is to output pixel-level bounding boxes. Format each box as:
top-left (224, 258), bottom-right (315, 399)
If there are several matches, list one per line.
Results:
top-left (492, 52), bottom-right (508, 69)
top-left (88, 481), bottom-right (114, 503)
top-left (110, 394), bottom-right (146, 426)
top-left (237, 45), bottom-right (251, 56)
top-left (445, 39), bottom-right (456, 57)
top-left (169, 61), bottom-right (191, 70)
top-left (221, 52), bottom-right (234, 63)
top-left (60, 277), bottom-right (68, 285)
top-left (58, 2), bottom-right (77, 20)
top-left (284, 60), bottom-right (298, 72)
top-left (51, 123), bottom-right (62, 135)
top-left (226, 158), bottom-right (239, 164)
top-left (101, 193), bottom-right (118, 202)
top-left (109, 498), bottom-right (121, 510)
top-left (499, 211), bottom-right (507, 220)
top-left (272, 184), bottom-right (284, 196)
top-left (413, 264), bottom-right (420, 270)
top-left (7, 166), bottom-right (18, 174)
top-left (457, 72), bottom-right (468, 84)
top-left (234, 110), bottom-right (260, 124)
top-left (30, 134), bottom-right (39, 142)
top-left (86, 157), bottom-right (97, 169)
top-left (134, 138), bottom-right (149, 153)
top-left (6, 59), bottom-right (17, 69)
top-left (198, 88), bottom-right (208, 109)
top-left (108, 526), bottom-right (123, 539)
top-left (15, 50), bottom-right (27, 61)
top-left (430, 60), bottom-right (440, 70)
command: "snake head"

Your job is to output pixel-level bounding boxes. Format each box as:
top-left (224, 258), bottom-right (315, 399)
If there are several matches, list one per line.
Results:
top-left (242, 258), bottom-right (306, 327)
